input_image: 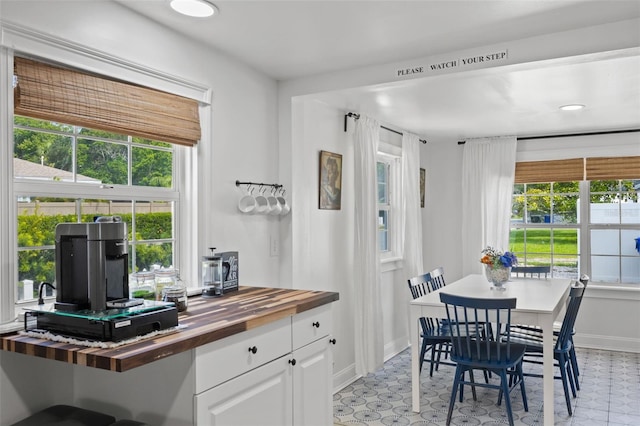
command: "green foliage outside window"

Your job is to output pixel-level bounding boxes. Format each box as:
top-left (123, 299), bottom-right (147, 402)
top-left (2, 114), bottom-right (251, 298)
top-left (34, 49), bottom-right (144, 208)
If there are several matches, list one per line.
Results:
top-left (18, 211), bottom-right (173, 285)
top-left (14, 116), bottom-right (172, 188)
top-left (14, 116), bottom-right (177, 300)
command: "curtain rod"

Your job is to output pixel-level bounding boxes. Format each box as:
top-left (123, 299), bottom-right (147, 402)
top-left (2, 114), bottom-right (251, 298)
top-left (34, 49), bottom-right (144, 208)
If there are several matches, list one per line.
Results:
top-left (457, 128), bottom-right (640, 145)
top-left (344, 112), bottom-right (427, 144)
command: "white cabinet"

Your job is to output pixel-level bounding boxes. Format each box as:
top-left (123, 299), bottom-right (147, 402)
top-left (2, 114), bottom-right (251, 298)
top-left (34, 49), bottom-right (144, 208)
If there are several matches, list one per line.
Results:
top-left (194, 304), bottom-right (334, 426)
top-left (195, 355), bottom-right (292, 426)
top-left (194, 317), bottom-right (291, 394)
top-left (292, 337), bottom-right (333, 426)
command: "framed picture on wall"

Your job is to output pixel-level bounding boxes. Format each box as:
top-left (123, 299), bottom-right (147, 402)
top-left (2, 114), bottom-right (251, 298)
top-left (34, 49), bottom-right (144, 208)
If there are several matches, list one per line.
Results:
top-left (420, 168), bottom-right (426, 208)
top-left (319, 150), bottom-right (342, 210)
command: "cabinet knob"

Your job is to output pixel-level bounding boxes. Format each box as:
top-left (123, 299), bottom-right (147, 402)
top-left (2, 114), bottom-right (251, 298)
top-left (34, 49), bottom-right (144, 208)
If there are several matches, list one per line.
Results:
top-left (329, 338), bottom-right (337, 345)
top-left (312, 321), bottom-right (320, 328)
top-left (288, 358), bottom-right (296, 366)
top-left (248, 346), bottom-right (258, 354)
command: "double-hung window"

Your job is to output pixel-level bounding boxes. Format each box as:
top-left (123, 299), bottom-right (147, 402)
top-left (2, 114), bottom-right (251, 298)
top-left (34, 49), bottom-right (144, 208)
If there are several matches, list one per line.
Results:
top-left (377, 132), bottom-right (402, 261)
top-left (510, 181), bottom-right (580, 278)
top-left (510, 156), bottom-right (640, 284)
top-left (14, 116), bottom-right (180, 302)
top-left (588, 178), bottom-right (640, 283)
top-left (8, 55), bottom-right (202, 308)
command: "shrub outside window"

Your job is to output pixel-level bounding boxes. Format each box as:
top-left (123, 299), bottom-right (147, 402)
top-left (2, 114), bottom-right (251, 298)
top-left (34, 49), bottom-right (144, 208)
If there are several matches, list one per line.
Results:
top-left (14, 116), bottom-right (178, 302)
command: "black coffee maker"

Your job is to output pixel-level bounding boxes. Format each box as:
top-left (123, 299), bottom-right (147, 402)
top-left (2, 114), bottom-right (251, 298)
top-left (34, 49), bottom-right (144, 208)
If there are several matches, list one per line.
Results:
top-left (54, 217), bottom-right (129, 311)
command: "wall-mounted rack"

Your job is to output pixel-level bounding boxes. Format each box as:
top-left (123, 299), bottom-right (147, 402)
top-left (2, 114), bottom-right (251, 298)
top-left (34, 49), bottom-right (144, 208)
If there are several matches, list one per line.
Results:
top-left (235, 180), bottom-right (290, 216)
top-left (235, 180), bottom-right (282, 190)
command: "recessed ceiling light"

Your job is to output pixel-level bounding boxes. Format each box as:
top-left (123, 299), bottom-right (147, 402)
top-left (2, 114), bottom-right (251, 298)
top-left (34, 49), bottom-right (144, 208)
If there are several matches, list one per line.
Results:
top-left (170, 0), bottom-right (218, 18)
top-left (559, 104), bottom-right (585, 111)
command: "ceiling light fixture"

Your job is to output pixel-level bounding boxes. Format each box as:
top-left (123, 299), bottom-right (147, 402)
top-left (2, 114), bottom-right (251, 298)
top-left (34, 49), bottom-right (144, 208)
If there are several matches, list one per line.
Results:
top-left (559, 104), bottom-right (585, 111)
top-left (170, 0), bottom-right (218, 18)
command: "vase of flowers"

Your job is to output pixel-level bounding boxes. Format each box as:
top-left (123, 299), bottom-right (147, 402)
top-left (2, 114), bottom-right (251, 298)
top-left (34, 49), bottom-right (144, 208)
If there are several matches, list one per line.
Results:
top-left (480, 246), bottom-right (518, 289)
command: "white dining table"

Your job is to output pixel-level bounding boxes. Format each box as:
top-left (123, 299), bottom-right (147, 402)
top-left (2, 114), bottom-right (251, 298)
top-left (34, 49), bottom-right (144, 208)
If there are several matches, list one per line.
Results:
top-left (410, 273), bottom-right (571, 425)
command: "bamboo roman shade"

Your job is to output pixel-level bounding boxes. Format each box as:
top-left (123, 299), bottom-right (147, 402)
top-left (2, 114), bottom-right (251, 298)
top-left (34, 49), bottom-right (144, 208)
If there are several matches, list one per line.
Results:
top-left (14, 57), bottom-right (201, 146)
top-left (586, 156), bottom-right (640, 180)
top-left (514, 158), bottom-right (584, 183)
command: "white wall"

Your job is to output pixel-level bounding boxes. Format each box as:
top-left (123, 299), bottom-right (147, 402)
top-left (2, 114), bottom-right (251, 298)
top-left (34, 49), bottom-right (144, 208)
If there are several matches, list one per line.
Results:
top-left (0, 351), bottom-right (74, 425)
top-left (1, 0), bottom-right (281, 288)
top-left (279, 19), bottom-right (640, 392)
top-left (0, 1), bottom-right (280, 423)
top-left (290, 99), bottom-right (418, 388)
top-left (291, 99), bottom-right (356, 388)
top-left (0, 3), bottom-right (638, 423)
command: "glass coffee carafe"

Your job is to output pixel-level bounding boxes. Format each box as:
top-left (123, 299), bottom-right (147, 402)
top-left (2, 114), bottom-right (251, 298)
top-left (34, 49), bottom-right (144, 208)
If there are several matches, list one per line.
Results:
top-left (201, 247), bottom-right (223, 298)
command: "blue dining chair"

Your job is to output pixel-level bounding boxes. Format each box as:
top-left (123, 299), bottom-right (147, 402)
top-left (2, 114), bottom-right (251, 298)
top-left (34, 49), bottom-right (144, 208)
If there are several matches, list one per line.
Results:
top-left (509, 280), bottom-right (586, 416)
top-left (429, 266), bottom-right (446, 290)
top-left (407, 272), bottom-right (454, 376)
top-left (440, 293), bottom-right (528, 426)
top-left (508, 274), bottom-right (589, 388)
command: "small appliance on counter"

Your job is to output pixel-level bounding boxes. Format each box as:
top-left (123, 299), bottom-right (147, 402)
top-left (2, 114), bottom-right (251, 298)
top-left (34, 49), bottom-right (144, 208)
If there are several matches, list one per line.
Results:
top-left (55, 216), bottom-right (134, 311)
top-left (24, 300), bottom-right (178, 342)
top-left (201, 247), bottom-right (239, 298)
top-left (24, 216), bottom-right (178, 342)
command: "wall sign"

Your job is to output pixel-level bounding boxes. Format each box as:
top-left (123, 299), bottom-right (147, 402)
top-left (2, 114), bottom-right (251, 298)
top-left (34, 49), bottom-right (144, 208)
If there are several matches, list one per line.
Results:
top-left (396, 49), bottom-right (508, 78)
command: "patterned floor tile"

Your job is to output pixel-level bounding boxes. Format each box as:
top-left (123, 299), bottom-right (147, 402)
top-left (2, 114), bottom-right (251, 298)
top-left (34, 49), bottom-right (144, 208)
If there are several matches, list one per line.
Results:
top-left (334, 347), bottom-right (639, 425)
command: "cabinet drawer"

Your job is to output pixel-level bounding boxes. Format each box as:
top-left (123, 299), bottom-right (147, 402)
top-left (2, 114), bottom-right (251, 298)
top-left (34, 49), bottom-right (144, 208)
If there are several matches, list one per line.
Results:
top-left (195, 317), bottom-right (291, 393)
top-left (292, 304), bottom-right (332, 350)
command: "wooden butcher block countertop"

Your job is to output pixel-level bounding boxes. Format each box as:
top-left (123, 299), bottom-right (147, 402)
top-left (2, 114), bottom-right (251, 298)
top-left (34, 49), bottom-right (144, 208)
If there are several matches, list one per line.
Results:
top-left (0, 286), bottom-right (339, 372)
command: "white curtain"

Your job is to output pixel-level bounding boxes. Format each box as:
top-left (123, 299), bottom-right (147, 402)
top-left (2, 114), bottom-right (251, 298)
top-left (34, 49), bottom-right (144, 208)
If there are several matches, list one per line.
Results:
top-left (461, 136), bottom-right (517, 276)
top-left (353, 115), bottom-right (383, 376)
top-left (401, 132), bottom-right (424, 280)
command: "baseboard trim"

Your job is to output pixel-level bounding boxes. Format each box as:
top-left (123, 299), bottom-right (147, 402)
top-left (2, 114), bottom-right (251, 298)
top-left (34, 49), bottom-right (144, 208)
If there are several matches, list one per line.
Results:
top-left (333, 341), bottom-right (410, 394)
top-left (575, 333), bottom-right (640, 353)
top-left (333, 363), bottom-right (359, 394)
top-left (384, 339), bottom-right (409, 362)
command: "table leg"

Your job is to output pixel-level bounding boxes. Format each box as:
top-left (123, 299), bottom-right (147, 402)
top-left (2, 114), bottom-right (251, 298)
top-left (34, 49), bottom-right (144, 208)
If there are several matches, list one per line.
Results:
top-left (411, 307), bottom-right (420, 412)
top-left (541, 315), bottom-right (555, 424)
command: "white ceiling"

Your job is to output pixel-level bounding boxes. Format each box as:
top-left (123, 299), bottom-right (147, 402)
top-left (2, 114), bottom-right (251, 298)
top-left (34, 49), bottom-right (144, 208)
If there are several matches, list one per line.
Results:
top-left (117, 0), bottom-right (640, 141)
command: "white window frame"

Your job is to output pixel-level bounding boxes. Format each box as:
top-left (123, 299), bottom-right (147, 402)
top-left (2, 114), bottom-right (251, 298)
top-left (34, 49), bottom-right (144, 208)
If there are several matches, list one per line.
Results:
top-left (511, 178), bottom-right (640, 285)
top-left (0, 30), bottom-right (209, 329)
top-left (13, 120), bottom-right (183, 301)
top-left (584, 179), bottom-right (640, 284)
top-left (377, 141), bottom-right (402, 263)
top-left (510, 181), bottom-right (581, 278)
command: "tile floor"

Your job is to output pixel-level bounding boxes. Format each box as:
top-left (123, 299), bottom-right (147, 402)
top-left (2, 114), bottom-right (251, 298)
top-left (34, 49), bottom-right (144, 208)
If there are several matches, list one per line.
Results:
top-left (333, 347), bottom-right (640, 425)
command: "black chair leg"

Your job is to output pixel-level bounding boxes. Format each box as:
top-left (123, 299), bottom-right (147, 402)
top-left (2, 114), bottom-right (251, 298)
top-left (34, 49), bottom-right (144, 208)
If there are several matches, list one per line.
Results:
top-left (435, 342), bottom-right (445, 371)
top-left (498, 369), bottom-right (515, 426)
top-left (468, 369), bottom-right (478, 401)
top-left (517, 362), bottom-right (528, 412)
top-left (558, 354), bottom-right (573, 416)
top-left (429, 344), bottom-right (437, 377)
top-left (565, 355), bottom-right (577, 398)
top-left (447, 366), bottom-right (463, 425)
top-left (569, 343), bottom-right (580, 390)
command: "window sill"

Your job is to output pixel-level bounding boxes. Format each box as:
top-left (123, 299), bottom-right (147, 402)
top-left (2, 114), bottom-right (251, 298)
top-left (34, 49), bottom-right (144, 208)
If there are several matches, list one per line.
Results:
top-left (0, 318), bottom-right (23, 335)
top-left (585, 283), bottom-right (640, 300)
top-left (0, 306), bottom-right (24, 334)
top-left (381, 257), bottom-right (403, 273)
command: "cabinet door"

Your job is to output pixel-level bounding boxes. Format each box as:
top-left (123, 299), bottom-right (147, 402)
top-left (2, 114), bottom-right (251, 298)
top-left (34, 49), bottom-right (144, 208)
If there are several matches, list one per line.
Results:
top-left (292, 338), bottom-right (333, 426)
top-left (195, 356), bottom-right (292, 426)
